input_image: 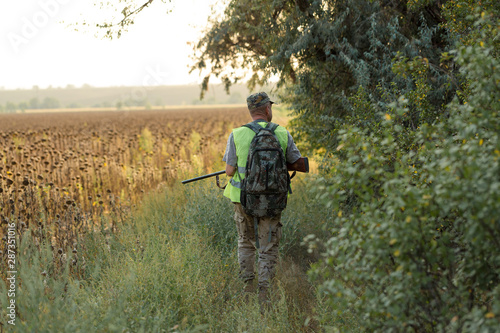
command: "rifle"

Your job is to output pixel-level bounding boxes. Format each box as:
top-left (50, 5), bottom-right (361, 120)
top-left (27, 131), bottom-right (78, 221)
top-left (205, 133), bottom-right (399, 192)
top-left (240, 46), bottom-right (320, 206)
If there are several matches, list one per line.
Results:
top-left (181, 170), bottom-right (227, 188)
top-left (181, 157), bottom-right (309, 187)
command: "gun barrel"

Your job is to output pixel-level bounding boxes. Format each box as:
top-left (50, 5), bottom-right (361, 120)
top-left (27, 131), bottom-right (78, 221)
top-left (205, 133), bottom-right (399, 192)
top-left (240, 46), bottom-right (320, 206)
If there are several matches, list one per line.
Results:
top-left (181, 170), bottom-right (226, 184)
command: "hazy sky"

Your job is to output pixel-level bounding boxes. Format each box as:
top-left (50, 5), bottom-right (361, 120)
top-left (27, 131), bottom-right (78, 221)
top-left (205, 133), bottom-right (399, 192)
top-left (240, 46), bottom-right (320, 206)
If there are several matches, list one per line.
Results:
top-left (0, 0), bottom-right (221, 90)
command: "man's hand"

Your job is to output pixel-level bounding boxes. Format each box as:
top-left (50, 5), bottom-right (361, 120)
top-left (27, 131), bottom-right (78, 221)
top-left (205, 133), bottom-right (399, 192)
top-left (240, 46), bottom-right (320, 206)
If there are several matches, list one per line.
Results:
top-left (287, 157), bottom-right (309, 173)
top-left (226, 164), bottom-right (236, 177)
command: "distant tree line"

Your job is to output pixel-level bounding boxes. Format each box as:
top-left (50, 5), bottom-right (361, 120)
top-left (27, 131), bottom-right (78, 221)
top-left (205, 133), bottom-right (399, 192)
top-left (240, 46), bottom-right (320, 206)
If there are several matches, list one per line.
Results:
top-left (0, 96), bottom-right (155, 113)
top-left (0, 97), bottom-right (61, 113)
top-left (0, 89), bottom-right (246, 113)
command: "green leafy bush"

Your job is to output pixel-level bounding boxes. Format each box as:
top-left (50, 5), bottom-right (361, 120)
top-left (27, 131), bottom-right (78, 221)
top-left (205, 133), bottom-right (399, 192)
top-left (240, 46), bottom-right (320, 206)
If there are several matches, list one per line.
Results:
top-left (310, 16), bottom-right (500, 331)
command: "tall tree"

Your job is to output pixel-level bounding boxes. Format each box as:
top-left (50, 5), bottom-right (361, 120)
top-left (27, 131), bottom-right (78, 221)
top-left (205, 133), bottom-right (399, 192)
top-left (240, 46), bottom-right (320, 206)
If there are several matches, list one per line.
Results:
top-left (192, 0), bottom-right (499, 153)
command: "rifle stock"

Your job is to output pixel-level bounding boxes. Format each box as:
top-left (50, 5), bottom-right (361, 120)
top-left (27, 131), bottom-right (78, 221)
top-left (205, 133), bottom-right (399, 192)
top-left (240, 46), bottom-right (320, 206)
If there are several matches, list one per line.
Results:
top-left (287, 157), bottom-right (309, 173)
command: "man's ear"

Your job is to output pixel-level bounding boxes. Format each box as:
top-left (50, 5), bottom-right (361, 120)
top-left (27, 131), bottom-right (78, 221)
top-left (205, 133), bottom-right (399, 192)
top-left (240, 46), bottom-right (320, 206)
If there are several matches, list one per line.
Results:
top-left (266, 104), bottom-right (271, 120)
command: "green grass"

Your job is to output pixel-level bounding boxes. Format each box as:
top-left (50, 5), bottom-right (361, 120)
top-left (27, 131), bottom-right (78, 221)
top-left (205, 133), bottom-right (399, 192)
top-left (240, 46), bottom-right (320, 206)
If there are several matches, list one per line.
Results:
top-left (1, 174), bottom-right (334, 332)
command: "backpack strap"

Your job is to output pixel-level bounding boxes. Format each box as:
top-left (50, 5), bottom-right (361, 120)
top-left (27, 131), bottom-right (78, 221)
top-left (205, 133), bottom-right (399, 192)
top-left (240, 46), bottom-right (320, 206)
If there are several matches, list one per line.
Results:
top-left (242, 121), bottom-right (279, 134)
top-left (267, 122), bottom-right (279, 134)
top-left (242, 121), bottom-right (262, 134)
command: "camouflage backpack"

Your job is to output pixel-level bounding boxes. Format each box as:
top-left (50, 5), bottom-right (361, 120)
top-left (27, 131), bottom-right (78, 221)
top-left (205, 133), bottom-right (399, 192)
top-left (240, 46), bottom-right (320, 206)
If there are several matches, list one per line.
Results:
top-left (240, 121), bottom-right (290, 217)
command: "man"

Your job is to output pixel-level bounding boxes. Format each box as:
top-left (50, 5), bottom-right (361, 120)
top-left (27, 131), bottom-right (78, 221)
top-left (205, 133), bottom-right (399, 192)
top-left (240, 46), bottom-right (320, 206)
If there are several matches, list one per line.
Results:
top-left (222, 92), bottom-right (303, 305)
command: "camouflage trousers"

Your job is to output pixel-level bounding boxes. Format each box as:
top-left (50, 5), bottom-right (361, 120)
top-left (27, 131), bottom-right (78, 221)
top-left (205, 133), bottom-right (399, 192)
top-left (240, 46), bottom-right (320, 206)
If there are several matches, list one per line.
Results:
top-left (233, 203), bottom-right (282, 289)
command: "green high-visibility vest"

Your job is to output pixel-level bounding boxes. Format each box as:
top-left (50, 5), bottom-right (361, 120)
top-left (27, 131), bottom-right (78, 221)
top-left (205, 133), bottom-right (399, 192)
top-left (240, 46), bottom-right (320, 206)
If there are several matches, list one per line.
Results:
top-left (224, 121), bottom-right (288, 203)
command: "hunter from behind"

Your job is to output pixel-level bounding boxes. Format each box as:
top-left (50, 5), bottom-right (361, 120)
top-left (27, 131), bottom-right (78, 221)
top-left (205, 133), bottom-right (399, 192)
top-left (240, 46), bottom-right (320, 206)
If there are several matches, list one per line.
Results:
top-left (223, 91), bottom-right (308, 309)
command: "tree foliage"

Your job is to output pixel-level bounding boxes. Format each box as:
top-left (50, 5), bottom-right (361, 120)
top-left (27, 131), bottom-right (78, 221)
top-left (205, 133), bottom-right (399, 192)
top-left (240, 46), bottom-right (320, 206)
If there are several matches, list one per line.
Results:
top-left (195, 1), bottom-right (451, 146)
top-left (76, 0), bottom-right (171, 39)
top-left (193, 0), bottom-right (499, 153)
top-left (309, 18), bottom-right (500, 330)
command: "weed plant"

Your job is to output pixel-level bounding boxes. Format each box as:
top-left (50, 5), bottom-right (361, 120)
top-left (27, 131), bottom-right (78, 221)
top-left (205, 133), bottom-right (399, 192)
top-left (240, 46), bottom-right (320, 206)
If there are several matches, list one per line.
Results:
top-left (1, 171), bottom-right (332, 332)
